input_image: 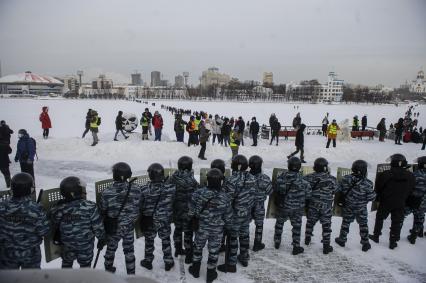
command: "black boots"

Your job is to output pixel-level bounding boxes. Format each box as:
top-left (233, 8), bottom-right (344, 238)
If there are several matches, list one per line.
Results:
top-left (368, 234), bottom-right (379, 243)
top-left (389, 240), bottom-right (398, 250)
top-left (292, 246), bottom-right (304, 255)
top-left (304, 236), bottom-right (311, 246)
top-left (323, 244), bottom-right (333, 254)
top-left (140, 259), bottom-right (153, 270)
top-left (407, 233), bottom-right (417, 244)
top-left (206, 268), bottom-right (218, 283)
top-left (165, 261), bottom-right (174, 271)
top-left (188, 262), bottom-right (200, 278)
top-left (362, 243), bottom-right (371, 252)
top-left (253, 224), bottom-right (265, 252)
top-left (174, 246), bottom-right (185, 257)
top-left (334, 237), bottom-right (345, 247)
top-left (237, 254), bottom-right (248, 267)
top-left (217, 263), bottom-right (236, 273)
top-left (253, 241), bottom-right (265, 252)
top-left (105, 265), bottom-right (116, 273)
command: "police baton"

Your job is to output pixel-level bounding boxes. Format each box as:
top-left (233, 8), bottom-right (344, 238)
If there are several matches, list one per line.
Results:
top-left (93, 247), bottom-right (102, 269)
top-left (36, 189), bottom-right (44, 203)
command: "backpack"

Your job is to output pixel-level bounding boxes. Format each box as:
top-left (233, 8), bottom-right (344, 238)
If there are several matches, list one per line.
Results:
top-left (31, 137), bottom-right (37, 153)
top-left (97, 117), bottom-right (101, 126)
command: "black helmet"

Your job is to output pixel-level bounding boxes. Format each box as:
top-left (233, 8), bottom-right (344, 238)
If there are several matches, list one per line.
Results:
top-left (178, 156), bottom-right (193, 171)
top-left (231, 155), bottom-right (248, 171)
top-left (112, 162), bottom-right (132, 182)
top-left (352, 160), bottom-right (368, 177)
top-left (390, 154), bottom-right (407, 168)
top-left (60, 176), bottom-right (85, 200)
top-left (207, 168), bottom-right (224, 190)
top-left (148, 163), bottom-right (164, 182)
top-left (11, 173), bottom-right (33, 198)
top-left (288, 157), bottom-right (301, 172)
top-left (314, 157), bottom-right (328, 173)
top-left (211, 159), bottom-right (226, 174)
top-left (417, 156), bottom-right (426, 169)
top-left (249, 155), bottom-right (263, 174)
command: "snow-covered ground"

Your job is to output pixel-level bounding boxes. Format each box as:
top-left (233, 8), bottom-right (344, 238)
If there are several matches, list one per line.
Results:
top-left (0, 98), bottom-right (425, 283)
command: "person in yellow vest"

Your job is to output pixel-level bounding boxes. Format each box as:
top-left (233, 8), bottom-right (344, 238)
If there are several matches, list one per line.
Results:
top-left (230, 127), bottom-right (241, 158)
top-left (326, 119), bottom-right (339, 148)
top-left (140, 112), bottom-right (149, 140)
top-left (194, 115), bottom-right (202, 145)
top-left (90, 110), bottom-right (101, 146)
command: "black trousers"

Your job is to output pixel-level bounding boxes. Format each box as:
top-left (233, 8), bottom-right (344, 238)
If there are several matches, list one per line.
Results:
top-left (326, 138), bottom-right (336, 148)
top-left (395, 134), bottom-right (402, 144)
top-left (0, 167), bottom-right (11, 188)
top-left (270, 133), bottom-right (279, 145)
top-left (373, 205), bottom-right (404, 241)
top-left (322, 125), bottom-right (327, 136)
top-left (82, 127), bottom-right (90, 138)
top-left (252, 133), bottom-right (258, 146)
top-left (20, 162), bottom-right (35, 186)
top-left (198, 142), bottom-right (206, 158)
top-left (43, 128), bottom-right (49, 138)
top-left (290, 145), bottom-right (304, 160)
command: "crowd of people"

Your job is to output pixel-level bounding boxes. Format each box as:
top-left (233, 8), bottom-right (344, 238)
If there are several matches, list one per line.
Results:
top-left (0, 153), bottom-right (425, 283)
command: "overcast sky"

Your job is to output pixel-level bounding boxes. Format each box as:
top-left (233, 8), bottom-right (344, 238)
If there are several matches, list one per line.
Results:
top-left (0, 0), bottom-right (425, 87)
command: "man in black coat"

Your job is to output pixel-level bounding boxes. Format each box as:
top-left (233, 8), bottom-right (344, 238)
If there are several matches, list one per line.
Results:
top-left (249, 117), bottom-right (260, 146)
top-left (287, 124), bottom-right (306, 163)
top-left (0, 121), bottom-right (13, 145)
top-left (369, 154), bottom-right (415, 249)
top-left (114, 111), bottom-right (129, 141)
top-left (361, 115), bottom-right (367, 131)
top-left (270, 119), bottom-right (281, 146)
top-left (0, 142), bottom-right (12, 188)
top-left (82, 109), bottom-right (92, 138)
top-left (236, 117), bottom-right (245, 146)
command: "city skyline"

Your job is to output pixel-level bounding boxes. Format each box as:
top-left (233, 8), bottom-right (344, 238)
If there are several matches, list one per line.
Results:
top-left (0, 0), bottom-right (425, 87)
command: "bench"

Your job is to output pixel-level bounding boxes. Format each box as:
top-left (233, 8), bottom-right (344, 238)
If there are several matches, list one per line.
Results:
top-left (351, 131), bottom-right (374, 140)
top-left (279, 130), bottom-right (297, 137)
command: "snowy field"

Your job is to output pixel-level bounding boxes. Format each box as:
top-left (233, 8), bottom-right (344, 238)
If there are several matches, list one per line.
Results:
top-left (0, 98), bottom-right (425, 283)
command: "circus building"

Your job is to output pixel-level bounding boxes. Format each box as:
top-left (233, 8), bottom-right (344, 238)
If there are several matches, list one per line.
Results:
top-left (0, 71), bottom-right (64, 96)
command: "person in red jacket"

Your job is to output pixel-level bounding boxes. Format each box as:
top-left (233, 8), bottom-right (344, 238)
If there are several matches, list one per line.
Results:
top-left (39, 106), bottom-right (52, 139)
top-left (152, 111), bottom-right (163, 141)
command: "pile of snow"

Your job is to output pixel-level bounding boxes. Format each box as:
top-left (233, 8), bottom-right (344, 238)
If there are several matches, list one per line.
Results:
top-left (0, 99), bottom-right (425, 282)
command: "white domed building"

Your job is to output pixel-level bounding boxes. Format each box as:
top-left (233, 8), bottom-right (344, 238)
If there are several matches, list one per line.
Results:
top-left (409, 70), bottom-right (426, 94)
top-left (0, 71), bottom-right (64, 96)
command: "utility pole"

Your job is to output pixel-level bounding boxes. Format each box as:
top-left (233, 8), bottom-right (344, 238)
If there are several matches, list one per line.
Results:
top-left (77, 70), bottom-right (83, 94)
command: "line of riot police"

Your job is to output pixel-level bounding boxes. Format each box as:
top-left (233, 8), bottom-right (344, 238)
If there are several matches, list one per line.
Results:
top-left (0, 154), bottom-right (425, 283)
